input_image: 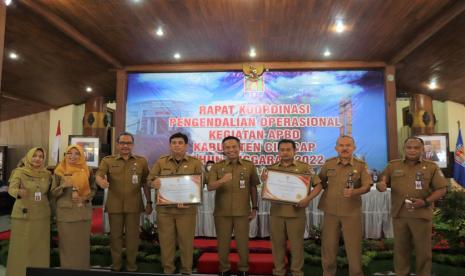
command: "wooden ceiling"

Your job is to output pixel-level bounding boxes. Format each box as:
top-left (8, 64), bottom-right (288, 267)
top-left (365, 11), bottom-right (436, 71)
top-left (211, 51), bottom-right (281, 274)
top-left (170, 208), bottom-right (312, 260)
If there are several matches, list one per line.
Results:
top-left (1, 0), bottom-right (465, 121)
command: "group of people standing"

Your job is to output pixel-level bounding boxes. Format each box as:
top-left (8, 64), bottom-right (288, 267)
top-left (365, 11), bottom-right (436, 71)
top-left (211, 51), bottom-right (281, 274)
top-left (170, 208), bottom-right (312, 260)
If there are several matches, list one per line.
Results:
top-left (6, 144), bottom-right (95, 276)
top-left (6, 131), bottom-right (447, 276)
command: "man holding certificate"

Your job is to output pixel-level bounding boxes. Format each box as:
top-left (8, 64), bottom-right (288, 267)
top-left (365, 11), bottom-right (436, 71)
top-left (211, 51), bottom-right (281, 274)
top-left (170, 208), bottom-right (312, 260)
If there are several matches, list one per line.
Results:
top-left (208, 136), bottom-right (259, 276)
top-left (263, 139), bottom-right (322, 276)
top-left (149, 132), bottom-right (203, 275)
top-left (318, 135), bottom-right (371, 276)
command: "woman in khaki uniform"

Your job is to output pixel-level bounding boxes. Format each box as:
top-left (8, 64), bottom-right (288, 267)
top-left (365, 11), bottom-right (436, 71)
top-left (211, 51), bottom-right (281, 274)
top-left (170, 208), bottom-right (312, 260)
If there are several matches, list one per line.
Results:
top-left (6, 147), bottom-right (52, 276)
top-left (51, 145), bottom-right (96, 269)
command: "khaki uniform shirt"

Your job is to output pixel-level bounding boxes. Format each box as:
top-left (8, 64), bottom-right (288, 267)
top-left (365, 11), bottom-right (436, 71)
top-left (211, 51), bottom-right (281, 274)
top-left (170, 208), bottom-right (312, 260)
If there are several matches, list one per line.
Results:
top-left (148, 154), bottom-right (203, 215)
top-left (96, 154), bottom-right (149, 213)
top-left (268, 160), bottom-right (321, 218)
top-left (382, 159), bottom-right (448, 220)
top-left (318, 157), bottom-right (372, 216)
top-left (209, 158), bottom-right (260, 216)
top-left (8, 169), bottom-right (52, 220)
top-left (50, 173), bottom-right (97, 222)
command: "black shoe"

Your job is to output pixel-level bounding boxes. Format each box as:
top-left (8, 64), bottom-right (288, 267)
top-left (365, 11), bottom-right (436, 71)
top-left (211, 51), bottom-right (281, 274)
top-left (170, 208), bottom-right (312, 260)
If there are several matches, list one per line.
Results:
top-left (237, 271), bottom-right (249, 276)
top-left (218, 271), bottom-right (232, 276)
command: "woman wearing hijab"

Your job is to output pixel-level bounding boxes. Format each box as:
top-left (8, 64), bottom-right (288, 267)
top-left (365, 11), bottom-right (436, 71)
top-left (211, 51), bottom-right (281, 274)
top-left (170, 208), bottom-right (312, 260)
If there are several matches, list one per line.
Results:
top-left (6, 147), bottom-right (52, 276)
top-left (51, 145), bottom-right (96, 269)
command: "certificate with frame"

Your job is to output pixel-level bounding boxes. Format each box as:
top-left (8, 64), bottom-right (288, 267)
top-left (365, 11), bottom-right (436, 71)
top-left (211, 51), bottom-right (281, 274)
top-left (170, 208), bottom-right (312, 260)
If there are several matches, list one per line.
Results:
top-left (156, 174), bottom-right (202, 205)
top-left (262, 169), bottom-right (311, 204)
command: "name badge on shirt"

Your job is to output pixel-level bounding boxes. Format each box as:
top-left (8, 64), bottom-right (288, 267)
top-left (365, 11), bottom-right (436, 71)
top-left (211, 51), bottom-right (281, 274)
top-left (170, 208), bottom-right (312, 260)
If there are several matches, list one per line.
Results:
top-left (34, 191), bottom-right (42, 201)
top-left (132, 174), bottom-right (139, 184)
top-left (415, 172), bottom-right (423, 190)
top-left (240, 172), bottom-right (246, 189)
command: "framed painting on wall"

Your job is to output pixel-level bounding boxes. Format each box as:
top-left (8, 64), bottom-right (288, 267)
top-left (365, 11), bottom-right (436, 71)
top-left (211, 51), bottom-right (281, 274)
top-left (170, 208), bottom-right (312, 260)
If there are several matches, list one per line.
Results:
top-left (68, 136), bottom-right (100, 168)
top-left (416, 133), bottom-right (449, 168)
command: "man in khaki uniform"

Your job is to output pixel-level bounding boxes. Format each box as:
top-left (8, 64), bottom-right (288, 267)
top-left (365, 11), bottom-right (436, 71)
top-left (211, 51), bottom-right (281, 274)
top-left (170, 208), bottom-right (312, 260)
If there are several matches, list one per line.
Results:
top-left (208, 136), bottom-right (259, 276)
top-left (377, 137), bottom-right (447, 276)
top-left (264, 139), bottom-right (323, 276)
top-left (149, 132), bottom-right (203, 275)
top-left (318, 135), bottom-right (371, 276)
top-left (96, 132), bottom-right (152, 272)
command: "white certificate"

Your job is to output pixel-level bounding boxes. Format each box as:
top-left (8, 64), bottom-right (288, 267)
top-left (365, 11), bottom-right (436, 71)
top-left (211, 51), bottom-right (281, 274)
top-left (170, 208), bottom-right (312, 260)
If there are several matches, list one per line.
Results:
top-left (157, 174), bottom-right (202, 205)
top-left (262, 170), bottom-right (311, 204)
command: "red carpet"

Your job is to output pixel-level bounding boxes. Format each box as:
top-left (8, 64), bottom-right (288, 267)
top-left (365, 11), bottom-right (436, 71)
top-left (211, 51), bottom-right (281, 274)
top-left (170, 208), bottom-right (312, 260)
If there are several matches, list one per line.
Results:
top-left (91, 207), bottom-right (103, 234)
top-left (195, 239), bottom-right (280, 275)
top-left (194, 239), bottom-right (273, 253)
top-left (0, 230), bottom-right (9, 240)
top-left (0, 207), bottom-right (104, 240)
top-left (197, 252), bottom-right (281, 275)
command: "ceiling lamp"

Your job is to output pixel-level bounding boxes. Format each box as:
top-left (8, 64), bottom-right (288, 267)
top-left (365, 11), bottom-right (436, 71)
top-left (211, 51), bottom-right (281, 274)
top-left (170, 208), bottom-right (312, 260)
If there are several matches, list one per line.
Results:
top-left (173, 52), bottom-right (181, 59)
top-left (155, 27), bottom-right (164, 37)
top-left (335, 19), bottom-right (346, 33)
top-left (249, 48), bottom-right (257, 58)
top-left (323, 49), bottom-right (331, 57)
top-left (8, 51), bottom-right (18, 59)
top-left (428, 79), bottom-right (438, 90)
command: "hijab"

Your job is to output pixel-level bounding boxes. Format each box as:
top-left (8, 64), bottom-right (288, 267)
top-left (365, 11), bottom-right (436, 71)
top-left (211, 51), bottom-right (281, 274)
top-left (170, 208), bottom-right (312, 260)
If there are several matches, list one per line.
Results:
top-left (54, 145), bottom-right (91, 197)
top-left (13, 147), bottom-right (49, 178)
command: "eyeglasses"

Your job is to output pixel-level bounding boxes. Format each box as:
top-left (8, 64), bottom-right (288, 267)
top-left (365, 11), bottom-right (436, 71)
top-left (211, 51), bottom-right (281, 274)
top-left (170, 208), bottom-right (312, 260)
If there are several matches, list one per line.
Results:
top-left (118, 141), bottom-right (133, 145)
top-left (66, 152), bottom-right (80, 157)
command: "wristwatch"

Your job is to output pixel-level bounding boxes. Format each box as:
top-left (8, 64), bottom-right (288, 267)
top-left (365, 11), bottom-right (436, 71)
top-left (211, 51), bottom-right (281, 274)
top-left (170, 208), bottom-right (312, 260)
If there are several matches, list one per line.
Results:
top-left (252, 206), bottom-right (258, 211)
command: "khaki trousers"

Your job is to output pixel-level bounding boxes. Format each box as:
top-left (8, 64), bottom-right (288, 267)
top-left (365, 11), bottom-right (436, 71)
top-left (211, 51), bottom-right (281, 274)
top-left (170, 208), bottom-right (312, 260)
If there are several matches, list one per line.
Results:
top-left (157, 212), bottom-right (197, 274)
top-left (270, 216), bottom-right (305, 276)
top-left (393, 217), bottom-right (432, 276)
top-left (215, 215), bottom-right (250, 272)
top-left (108, 213), bottom-right (140, 271)
top-left (321, 213), bottom-right (363, 276)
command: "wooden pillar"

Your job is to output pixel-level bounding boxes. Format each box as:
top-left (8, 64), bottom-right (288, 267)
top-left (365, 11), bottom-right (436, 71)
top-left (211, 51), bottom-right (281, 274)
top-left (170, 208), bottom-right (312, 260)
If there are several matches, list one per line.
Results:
top-left (410, 93), bottom-right (434, 135)
top-left (83, 96), bottom-right (108, 144)
top-left (115, 70), bottom-right (127, 136)
top-left (385, 65), bottom-right (399, 160)
top-left (0, 2), bottom-right (6, 91)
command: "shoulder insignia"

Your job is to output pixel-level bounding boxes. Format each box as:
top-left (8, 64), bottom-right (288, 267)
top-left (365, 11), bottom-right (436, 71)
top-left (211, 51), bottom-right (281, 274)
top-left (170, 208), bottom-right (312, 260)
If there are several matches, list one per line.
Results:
top-left (389, 159), bottom-right (402, 163)
top-left (353, 157), bottom-right (366, 164)
top-left (102, 155), bottom-right (116, 160)
top-left (324, 157), bottom-right (337, 164)
top-left (422, 159), bottom-right (436, 165)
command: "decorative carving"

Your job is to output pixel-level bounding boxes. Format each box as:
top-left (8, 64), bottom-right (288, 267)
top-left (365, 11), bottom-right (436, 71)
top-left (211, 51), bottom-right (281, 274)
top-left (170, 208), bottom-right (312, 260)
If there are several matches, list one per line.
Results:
top-left (422, 111), bottom-right (431, 126)
top-left (406, 112), bottom-right (413, 127)
top-left (242, 64), bottom-right (265, 81)
top-left (103, 113), bottom-right (110, 127)
top-left (87, 113), bottom-right (95, 126)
